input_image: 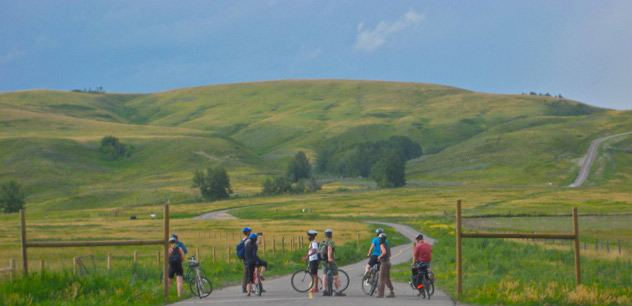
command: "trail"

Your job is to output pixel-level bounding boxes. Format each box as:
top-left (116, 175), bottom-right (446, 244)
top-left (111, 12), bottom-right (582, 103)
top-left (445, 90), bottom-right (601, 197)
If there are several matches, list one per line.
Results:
top-left (569, 131), bottom-right (632, 187)
top-left (177, 209), bottom-right (455, 305)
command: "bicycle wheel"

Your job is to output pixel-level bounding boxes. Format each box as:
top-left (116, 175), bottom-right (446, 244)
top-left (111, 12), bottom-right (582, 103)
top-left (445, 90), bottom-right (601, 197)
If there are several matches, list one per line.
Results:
top-left (189, 276), bottom-right (213, 298)
top-left (368, 272), bottom-right (378, 296)
top-left (337, 269), bottom-right (350, 293)
top-left (255, 274), bottom-right (262, 296)
top-left (428, 271), bottom-right (435, 296)
top-left (361, 273), bottom-right (372, 295)
top-left (291, 270), bottom-right (314, 292)
top-left (326, 272), bottom-right (333, 295)
top-left (186, 268), bottom-right (206, 282)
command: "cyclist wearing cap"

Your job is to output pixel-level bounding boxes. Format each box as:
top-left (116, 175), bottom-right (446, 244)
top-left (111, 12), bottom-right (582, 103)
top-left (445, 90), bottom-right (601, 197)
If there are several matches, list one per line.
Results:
top-left (365, 228), bottom-right (386, 276)
top-left (301, 230), bottom-right (320, 293)
top-left (322, 229), bottom-right (346, 297)
top-left (167, 237), bottom-right (185, 297)
top-left (240, 227), bottom-right (252, 293)
top-left (172, 234), bottom-right (188, 254)
top-left (245, 233), bottom-right (267, 296)
top-left (412, 234), bottom-right (432, 297)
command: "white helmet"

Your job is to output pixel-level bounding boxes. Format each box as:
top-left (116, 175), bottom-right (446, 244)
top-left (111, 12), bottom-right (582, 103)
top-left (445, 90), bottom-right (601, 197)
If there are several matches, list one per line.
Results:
top-left (307, 230), bottom-right (318, 236)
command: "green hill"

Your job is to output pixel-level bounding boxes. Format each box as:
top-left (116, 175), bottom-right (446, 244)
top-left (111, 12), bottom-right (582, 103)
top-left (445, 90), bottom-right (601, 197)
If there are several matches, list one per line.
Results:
top-left (1, 80), bottom-right (631, 211)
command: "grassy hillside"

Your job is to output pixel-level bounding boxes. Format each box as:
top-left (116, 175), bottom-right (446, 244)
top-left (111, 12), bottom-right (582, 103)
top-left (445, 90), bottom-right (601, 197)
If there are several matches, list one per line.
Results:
top-left (1, 80), bottom-right (631, 212)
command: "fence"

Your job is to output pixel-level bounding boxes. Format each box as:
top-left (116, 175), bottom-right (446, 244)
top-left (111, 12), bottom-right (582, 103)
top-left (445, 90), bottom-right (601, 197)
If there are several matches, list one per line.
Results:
top-left (455, 200), bottom-right (581, 297)
top-left (19, 204), bottom-right (172, 303)
top-left (0, 259), bottom-right (16, 280)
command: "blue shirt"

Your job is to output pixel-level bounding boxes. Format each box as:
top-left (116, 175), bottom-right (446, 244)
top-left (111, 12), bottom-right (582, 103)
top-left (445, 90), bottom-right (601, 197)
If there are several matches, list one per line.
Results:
top-left (176, 241), bottom-right (188, 254)
top-left (371, 237), bottom-right (388, 256)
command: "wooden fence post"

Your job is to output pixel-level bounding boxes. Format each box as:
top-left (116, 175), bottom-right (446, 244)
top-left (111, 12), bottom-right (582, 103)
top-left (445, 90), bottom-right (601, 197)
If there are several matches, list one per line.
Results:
top-left (213, 247), bottom-right (216, 262)
top-left (196, 248), bottom-right (199, 259)
top-left (282, 237), bottom-right (285, 253)
top-left (263, 236), bottom-right (267, 254)
top-left (356, 234), bottom-right (360, 248)
top-left (606, 240), bottom-right (610, 253)
top-left (572, 207), bottom-right (581, 285)
top-left (107, 253), bottom-right (112, 270)
top-left (618, 240), bottom-right (621, 255)
top-left (273, 237), bottom-right (276, 254)
top-left (163, 203), bottom-right (170, 303)
top-left (157, 251), bottom-right (161, 267)
top-left (456, 200), bottom-right (463, 297)
top-left (290, 237), bottom-right (294, 251)
top-left (10, 259), bottom-right (15, 281)
top-left (20, 209), bottom-right (28, 276)
top-left (134, 250), bottom-right (138, 263)
top-left (227, 246), bottom-right (231, 264)
top-left (73, 256), bottom-right (78, 276)
top-left (40, 259), bottom-right (44, 274)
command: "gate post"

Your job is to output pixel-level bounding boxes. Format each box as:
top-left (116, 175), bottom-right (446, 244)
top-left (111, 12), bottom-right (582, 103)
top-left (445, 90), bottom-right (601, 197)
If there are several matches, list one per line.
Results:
top-left (20, 209), bottom-right (28, 275)
top-left (572, 207), bottom-right (581, 285)
top-left (456, 200), bottom-right (463, 297)
top-left (163, 203), bottom-right (170, 303)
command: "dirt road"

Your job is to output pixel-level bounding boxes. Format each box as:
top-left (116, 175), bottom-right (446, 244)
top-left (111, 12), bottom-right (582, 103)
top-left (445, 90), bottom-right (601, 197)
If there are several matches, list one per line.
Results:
top-left (569, 131), bottom-right (632, 187)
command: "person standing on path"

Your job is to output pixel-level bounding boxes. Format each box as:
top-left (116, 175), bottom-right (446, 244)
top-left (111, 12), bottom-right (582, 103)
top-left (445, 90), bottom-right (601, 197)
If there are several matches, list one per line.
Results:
top-left (301, 230), bottom-right (320, 293)
top-left (168, 237), bottom-right (186, 297)
top-left (321, 229), bottom-right (346, 297)
top-left (376, 233), bottom-right (394, 298)
top-left (238, 227), bottom-right (252, 293)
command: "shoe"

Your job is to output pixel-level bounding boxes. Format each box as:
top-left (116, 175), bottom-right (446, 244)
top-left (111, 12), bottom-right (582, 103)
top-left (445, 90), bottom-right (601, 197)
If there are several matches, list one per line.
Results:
top-left (242, 289), bottom-right (247, 293)
top-left (386, 292), bottom-right (395, 298)
top-left (334, 291), bottom-right (346, 297)
top-left (323, 290), bottom-right (331, 296)
top-left (260, 276), bottom-right (265, 281)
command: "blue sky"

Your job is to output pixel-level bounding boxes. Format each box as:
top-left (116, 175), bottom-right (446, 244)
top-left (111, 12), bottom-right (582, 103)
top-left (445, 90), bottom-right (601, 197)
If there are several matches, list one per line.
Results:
top-left (1, 0), bottom-right (631, 109)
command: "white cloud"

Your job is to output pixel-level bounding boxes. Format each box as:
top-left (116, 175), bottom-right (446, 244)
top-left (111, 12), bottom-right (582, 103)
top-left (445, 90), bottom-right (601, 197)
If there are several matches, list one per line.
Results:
top-left (354, 9), bottom-right (424, 52)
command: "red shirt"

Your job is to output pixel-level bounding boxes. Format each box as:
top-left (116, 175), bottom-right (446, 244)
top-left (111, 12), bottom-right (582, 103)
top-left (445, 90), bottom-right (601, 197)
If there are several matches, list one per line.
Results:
top-left (414, 241), bottom-right (432, 263)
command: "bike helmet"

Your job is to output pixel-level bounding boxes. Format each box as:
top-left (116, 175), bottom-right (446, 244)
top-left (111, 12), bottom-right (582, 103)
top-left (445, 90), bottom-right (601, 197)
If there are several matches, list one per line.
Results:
top-left (375, 228), bottom-right (384, 235)
top-left (171, 234), bottom-right (178, 239)
top-left (249, 233), bottom-right (258, 239)
top-left (242, 227), bottom-right (252, 234)
top-left (415, 234), bottom-right (424, 240)
top-left (324, 229), bottom-right (333, 234)
top-left (379, 233), bottom-right (387, 239)
top-left (169, 237), bottom-right (176, 243)
top-left (307, 230), bottom-right (318, 236)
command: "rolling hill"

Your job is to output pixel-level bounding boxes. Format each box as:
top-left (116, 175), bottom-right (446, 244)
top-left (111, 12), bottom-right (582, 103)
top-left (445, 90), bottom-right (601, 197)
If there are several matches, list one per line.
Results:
top-left (1, 80), bottom-right (631, 211)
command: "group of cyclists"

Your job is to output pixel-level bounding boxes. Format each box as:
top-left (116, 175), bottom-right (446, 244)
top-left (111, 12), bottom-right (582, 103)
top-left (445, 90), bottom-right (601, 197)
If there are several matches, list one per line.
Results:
top-left (166, 227), bottom-right (433, 298)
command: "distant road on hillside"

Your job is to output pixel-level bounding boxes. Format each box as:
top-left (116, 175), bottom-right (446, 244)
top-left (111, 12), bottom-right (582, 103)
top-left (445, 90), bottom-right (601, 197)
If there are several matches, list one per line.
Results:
top-left (569, 131), bottom-right (632, 187)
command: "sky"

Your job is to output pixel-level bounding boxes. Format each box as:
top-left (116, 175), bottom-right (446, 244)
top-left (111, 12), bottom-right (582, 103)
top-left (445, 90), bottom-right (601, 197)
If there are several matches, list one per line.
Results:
top-left (1, 0), bottom-right (631, 110)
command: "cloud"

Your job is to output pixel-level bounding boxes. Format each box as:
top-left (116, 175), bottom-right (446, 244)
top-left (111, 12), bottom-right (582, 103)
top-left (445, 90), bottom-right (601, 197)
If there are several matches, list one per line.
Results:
top-left (354, 9), bottom-right (424, 52)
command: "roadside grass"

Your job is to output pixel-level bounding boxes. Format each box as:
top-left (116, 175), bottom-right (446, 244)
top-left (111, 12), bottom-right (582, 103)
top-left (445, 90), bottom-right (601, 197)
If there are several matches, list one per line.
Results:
top-left (391, 218), bottom-right (632, 305)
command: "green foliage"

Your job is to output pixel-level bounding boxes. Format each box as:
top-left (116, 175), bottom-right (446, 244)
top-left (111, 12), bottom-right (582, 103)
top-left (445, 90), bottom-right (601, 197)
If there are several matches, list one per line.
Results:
top-left (286, 151), bottom-right (311, 182)
top-left (0, 180), bottom-right (25, 213)
top-left (315, 135), bottom-right (421, 179)
top-left (100, 136), bottom-right (132, 161)
top-left (192, 167), bottom-right (232, 201)
top-left (261, 177), bottom-right (321, 195)
top-left (370, 151), bottom-right (406, 188)
top-left (546, 100), bottom-right (602, 116)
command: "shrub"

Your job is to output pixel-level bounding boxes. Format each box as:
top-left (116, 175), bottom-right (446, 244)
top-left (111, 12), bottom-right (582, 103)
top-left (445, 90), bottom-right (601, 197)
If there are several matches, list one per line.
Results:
top-left (100, 136), bottom-right (131, 161)
top-left (192, 167), bottom-right (232, 201)
top-left (0, 180), bottom-right (25, 213)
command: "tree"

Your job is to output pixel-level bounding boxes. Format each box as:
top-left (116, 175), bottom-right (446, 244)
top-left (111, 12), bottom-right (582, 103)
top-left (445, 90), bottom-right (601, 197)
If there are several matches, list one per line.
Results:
top-left (192, 167), bottom-right (232, 201)
top-left (370, 151), bottom-right (406, 188)
top-left (100, 135), bottom-right (131, 161)
top-left (261, 176), bottom-right (292, 195)
top-left (286, 151), bottom-right (311, 182)
top-left (0, 181), bottom-right (25, 213)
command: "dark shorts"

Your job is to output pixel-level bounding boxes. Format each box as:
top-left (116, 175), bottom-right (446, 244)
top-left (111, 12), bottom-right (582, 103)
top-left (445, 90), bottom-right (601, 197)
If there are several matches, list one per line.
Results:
top-left (368, 255), bottom-right (379, 267)
top-left (169, 262), bottom-right (183, 278)
top-left (246, 260), bottom-right (268, 283)
top-left (323, 261), bottom-right (338, 276)
top-left (308, 260), bottom-right (319, 275)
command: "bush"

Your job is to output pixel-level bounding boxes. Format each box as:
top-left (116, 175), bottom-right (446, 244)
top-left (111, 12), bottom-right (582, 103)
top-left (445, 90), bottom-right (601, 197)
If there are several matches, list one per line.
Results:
top-left (192, 167), bottom-right (233, 201)
top-left (370, 151), bottom-right (406, 188)
top-left (286, 151), bottom-right (311, 182)
top-left (0, 180), bottom-right (25, 213)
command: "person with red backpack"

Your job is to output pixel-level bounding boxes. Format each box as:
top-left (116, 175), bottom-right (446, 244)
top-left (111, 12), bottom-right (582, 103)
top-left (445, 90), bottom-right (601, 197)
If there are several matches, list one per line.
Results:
top-left (168, 236), bottom-right (185, 297)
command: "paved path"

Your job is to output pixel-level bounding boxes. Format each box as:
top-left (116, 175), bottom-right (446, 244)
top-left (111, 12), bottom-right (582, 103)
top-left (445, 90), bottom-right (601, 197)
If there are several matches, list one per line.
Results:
top-left (178, 211), bottom-right (455, 305)
top-left (569, 131), bottom-right (632, 187)
top-left (192, 209), bottom-right (238, 220)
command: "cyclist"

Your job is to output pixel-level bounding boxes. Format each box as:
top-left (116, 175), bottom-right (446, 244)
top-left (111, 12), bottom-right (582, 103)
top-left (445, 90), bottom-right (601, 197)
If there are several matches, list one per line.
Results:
top-left (321, 229), bottom-right (346, 297)
top-left (301, 230), bottom-right (320, 293)
top-left (412, 234), bottom-right (432, 298)
top-left (245, 233), bottom-right (268, 296)
top-left (171, 234), bottom-right (188, 254)
top-left (239, 227), bottom-right (252, 293)
top-left (365, 228), bottom-right (385, 276)
top-left (376, 233), bottom-right (395, 298)
top-left (167, 237), bottom-right (186, 297)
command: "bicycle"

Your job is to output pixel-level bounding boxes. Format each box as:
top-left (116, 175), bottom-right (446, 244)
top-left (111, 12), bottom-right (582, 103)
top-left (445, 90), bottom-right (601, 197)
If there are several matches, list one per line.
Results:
top-left (187, 256), bottom-right (212, 298)
top-left (251, 264), bottom-right (263, 296)
top-left (361, 263), bottom-right (380, 296)
top-left (323, 263), bottom-right (349, 296)
top-left (409, 263), bottom-right (434, 299)
top-left (159, 255), bottom-right (206, 283)
top-left (291, 260), bottom-right (322, 292)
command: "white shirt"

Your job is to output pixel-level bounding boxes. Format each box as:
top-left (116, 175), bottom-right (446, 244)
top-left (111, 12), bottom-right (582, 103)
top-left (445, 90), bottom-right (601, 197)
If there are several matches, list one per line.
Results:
top-left (309, 241), bottom-right (319, 261)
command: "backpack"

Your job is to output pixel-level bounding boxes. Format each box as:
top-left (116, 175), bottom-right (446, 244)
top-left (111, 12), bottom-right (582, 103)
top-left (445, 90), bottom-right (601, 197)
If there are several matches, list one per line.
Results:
top-left (169, 247), bottom-right (182, 265)
top-left (318, 240), bottom-right (328, 261)
top-left (236, 239), bottom-right (247, 260)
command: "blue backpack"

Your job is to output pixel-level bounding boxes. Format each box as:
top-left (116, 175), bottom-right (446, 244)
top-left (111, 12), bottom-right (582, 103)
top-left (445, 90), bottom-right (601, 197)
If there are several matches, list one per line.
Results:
top-left (236, 239), bottom-right (247, 260)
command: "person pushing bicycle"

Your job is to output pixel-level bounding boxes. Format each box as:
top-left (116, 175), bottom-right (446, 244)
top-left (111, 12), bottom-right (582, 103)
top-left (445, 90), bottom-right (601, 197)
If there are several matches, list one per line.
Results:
top-left (245, 233), bottom-right (267, 296)
top-left (412, 234), bottom-right (432, 297)
top-left (301, 230), bottom-right (320, 293)
top-left (321, 229), bottom-right (346, 296)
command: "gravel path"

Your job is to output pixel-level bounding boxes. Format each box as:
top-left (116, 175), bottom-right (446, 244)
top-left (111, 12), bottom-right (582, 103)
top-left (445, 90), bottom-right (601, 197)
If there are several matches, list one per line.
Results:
top-left (569, 131), bottom-right (632, 187)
